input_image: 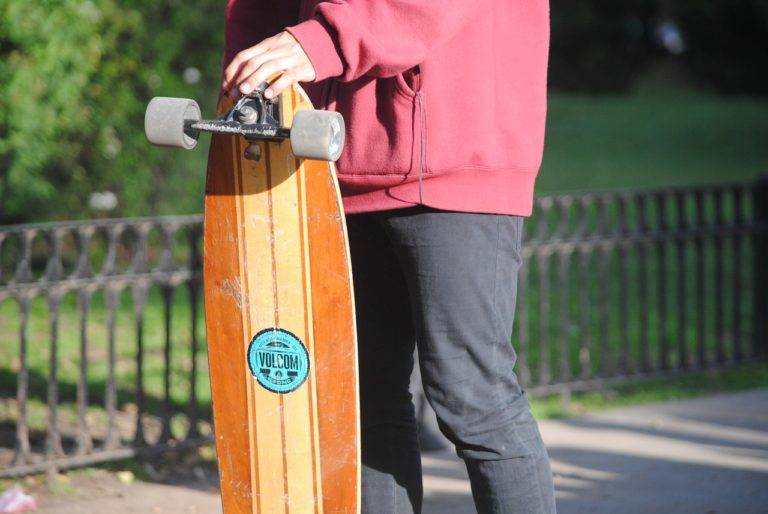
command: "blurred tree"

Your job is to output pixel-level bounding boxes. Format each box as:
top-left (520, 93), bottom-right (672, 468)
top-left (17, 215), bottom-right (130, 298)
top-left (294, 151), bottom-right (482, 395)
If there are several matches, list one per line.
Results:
top-left (549, 0), bottom-right (654, 93)
top-left (549, 0), bottom-right (768, 96)
top-left (0, 0), bottom-right (224, 224)
top-left (661, 0), bottom-right (768, 96)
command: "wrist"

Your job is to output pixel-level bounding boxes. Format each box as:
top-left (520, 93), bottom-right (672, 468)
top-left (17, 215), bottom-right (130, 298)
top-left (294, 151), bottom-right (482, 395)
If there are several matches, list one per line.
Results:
top-left (286, 18), bottom-right (344, 82)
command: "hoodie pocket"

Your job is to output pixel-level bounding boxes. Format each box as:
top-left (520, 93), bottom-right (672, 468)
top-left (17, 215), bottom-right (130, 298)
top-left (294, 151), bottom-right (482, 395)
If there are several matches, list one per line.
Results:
top-left (332, 73), bottom-right (420, 178)
top-left (395, 66), bottom-right (421, 98)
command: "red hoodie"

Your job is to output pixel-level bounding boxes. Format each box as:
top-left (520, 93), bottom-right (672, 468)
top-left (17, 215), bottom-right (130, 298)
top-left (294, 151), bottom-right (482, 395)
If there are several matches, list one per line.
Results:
top-left (226, 0), bottom-right (550, 216)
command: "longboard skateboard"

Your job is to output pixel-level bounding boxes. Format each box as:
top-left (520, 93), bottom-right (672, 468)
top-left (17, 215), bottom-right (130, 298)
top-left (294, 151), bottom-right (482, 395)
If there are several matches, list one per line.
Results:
top-left (145, 83), bottom-right (360, 513)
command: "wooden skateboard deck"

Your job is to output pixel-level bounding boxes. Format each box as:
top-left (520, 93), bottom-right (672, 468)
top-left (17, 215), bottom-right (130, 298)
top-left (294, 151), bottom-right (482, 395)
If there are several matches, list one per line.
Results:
top-left (202, 84), bottom-right (360, 514)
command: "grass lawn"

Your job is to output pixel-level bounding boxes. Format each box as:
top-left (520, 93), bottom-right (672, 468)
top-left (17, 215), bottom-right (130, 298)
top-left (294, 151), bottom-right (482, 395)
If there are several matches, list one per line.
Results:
top-left (538, 80), bottom-right (768, 193)
top-left (530, 362), bottom-right (768, 420)
top-left (0, 287), bottom-right (212, 446)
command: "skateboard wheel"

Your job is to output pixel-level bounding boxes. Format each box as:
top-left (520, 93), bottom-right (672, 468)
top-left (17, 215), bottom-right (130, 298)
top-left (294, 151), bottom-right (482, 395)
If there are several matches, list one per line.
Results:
top-left (145, 97), bottom-right (201, 150)
top-left (290, 110), bottom-right (345, 161)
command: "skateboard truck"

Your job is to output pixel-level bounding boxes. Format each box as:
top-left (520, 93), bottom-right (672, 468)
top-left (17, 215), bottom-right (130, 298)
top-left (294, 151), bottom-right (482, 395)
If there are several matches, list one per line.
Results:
top-left (145, 82), bottom-right (345, 162)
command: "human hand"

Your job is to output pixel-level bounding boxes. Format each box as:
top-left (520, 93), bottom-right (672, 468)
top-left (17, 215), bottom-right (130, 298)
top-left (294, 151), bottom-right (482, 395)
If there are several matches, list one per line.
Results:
top-left (222, 31), bottom-right (316, 100)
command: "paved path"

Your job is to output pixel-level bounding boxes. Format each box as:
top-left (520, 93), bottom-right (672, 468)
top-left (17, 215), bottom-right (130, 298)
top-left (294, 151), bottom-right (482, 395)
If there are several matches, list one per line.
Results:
top-left (424, 388), bottom-right (768, 514)
top-left (32, 388), bottom-right (768, 513)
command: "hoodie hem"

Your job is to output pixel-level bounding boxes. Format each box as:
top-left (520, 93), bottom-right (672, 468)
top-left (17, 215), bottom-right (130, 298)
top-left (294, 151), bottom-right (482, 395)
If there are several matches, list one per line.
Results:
top-left (340, 167), bottom-right (537, 216)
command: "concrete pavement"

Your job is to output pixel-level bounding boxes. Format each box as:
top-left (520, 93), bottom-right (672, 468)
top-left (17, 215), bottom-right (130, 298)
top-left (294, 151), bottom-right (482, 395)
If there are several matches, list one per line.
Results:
top-left (423, 388), bottom-right (768, 514)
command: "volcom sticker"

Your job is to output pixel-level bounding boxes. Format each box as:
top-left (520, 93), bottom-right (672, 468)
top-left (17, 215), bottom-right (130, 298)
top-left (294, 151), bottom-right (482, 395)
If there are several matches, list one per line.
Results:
top-left (247, 328), bottom-right (310, 393)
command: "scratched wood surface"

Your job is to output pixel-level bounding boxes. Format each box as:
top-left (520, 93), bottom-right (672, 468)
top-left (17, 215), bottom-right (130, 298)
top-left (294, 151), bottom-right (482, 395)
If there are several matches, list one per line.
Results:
top-left (203, 85), bottom-right (360, 514)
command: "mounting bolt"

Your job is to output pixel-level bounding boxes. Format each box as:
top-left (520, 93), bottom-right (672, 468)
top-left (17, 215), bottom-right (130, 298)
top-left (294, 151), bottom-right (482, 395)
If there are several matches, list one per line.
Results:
top-left (244, 144), bottom-right (262, 161)
top-left (237, 105), bottom-right (258, 124)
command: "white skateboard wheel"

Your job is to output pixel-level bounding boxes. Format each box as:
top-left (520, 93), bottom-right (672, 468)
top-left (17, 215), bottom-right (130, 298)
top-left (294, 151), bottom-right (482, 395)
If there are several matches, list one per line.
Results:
top-left (290, 110), bottom-right (345, 161)
top-left (145, 97), bottom-right (201, 149)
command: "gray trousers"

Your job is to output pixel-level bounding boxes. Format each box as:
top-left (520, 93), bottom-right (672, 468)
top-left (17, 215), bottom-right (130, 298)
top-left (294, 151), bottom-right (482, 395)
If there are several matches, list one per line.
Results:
top-left (347, 206), bottom-right (556, 514)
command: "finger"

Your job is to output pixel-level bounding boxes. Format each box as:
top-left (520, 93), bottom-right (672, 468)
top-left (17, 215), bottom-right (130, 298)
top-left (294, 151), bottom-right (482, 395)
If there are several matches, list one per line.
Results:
top-left (222, 40), bottom-right (274, 88)
top-left (238, 56), bottom-right (296, 95)
top-left (232, 53), bottom-right (279, 92)
top-left (264, 61), bottom-right (317, 98)
top-left (222, 32), bottom-right (298, 90)
top-left (223, 52), bottom-right (256, 88)
top-left (264, 70), bottom-right (297, 99)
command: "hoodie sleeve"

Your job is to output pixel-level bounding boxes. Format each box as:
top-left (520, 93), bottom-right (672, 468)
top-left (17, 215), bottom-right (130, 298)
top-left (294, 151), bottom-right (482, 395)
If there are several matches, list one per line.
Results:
top-left (286, 0), bottom-right (489, 82)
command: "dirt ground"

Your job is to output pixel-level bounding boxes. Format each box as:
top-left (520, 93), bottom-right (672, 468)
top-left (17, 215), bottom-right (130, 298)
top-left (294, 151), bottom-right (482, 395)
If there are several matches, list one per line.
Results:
top-left (20, 451), bottom-right (474, 514)
top-left (18, 456), bottom-right (222, 514)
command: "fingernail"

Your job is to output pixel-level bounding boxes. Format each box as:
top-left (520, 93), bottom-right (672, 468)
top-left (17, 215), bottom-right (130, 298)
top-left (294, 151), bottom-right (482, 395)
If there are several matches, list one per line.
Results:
top-left (264, 89), bottom-right (273, 99)
top-left (221, 79), bottom-right (228, 89)
top-left (240, 83), bottom-right (251, 94)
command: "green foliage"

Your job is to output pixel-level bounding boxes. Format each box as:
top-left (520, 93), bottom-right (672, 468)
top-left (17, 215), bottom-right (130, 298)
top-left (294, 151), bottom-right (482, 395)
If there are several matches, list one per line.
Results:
top-left (0, 0), bottom-right (224, 223)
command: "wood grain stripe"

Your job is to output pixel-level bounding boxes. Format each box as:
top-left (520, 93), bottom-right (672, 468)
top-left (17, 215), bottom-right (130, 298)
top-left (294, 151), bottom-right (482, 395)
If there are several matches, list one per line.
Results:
top-left (295, 152), bottom-right (321, 514)
top-left (289, 89), bottom-right (320, 514)
top-left (263, 143), bottom-right (291, 514)
top-left (244, 139), bottom-right (285, 514)
top-left (271, 90), bottom-right (321, 512)
top-left (232, 136), bottom-right (261, 514)
top-left (204, 96), bottom-right (260, 512)
top-left (302, 155), bottom-right (361, 512)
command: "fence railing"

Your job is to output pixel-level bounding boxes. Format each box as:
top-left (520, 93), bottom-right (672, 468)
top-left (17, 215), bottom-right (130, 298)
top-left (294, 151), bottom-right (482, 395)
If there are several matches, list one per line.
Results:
top-left (518, 180), bottom-right (767, 396)
top-left (1, 180), bottom-right (766, 477)
top-left (0, 215), bottom-right (206, 477)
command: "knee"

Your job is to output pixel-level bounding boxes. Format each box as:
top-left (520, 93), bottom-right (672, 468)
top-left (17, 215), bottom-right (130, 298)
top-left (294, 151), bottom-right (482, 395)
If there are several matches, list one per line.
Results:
top-left (429, 392), bottom-right (542, 461)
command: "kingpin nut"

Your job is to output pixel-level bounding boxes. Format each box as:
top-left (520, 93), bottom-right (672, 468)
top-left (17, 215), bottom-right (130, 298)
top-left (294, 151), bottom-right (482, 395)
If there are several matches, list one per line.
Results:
top-left (237, 105), bottom-right (258, 124)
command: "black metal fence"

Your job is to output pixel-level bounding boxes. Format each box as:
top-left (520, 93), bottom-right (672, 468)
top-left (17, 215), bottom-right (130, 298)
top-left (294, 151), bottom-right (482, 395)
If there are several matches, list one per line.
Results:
top-left (518, 180), bottom-right (768, 395)
top-left (0, 216), bottom-right (206, 477)
top-left (1, 180), bottom-right (766, 477)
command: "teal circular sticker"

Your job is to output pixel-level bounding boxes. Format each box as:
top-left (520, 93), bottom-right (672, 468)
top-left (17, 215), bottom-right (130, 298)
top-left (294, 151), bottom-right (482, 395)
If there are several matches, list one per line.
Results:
top-left (247, 328), bottom-right (309, 394)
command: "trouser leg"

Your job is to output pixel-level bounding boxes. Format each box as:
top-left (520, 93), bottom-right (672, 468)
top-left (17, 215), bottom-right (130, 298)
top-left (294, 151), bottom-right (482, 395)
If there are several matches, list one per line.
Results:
top-left (379, 207), bottom-right (556, 514)
top-left (347, 213), bottom-right (423, 514)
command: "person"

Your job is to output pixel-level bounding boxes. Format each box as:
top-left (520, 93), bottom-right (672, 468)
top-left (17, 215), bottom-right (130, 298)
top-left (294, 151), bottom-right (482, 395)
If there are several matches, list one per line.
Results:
top-left (222, 1), bottom-right (556, 513)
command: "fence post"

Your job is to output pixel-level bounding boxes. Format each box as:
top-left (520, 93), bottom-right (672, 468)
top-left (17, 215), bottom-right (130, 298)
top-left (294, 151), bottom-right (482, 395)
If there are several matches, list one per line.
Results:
top-left (754, 176), bottom-right (768, 359)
